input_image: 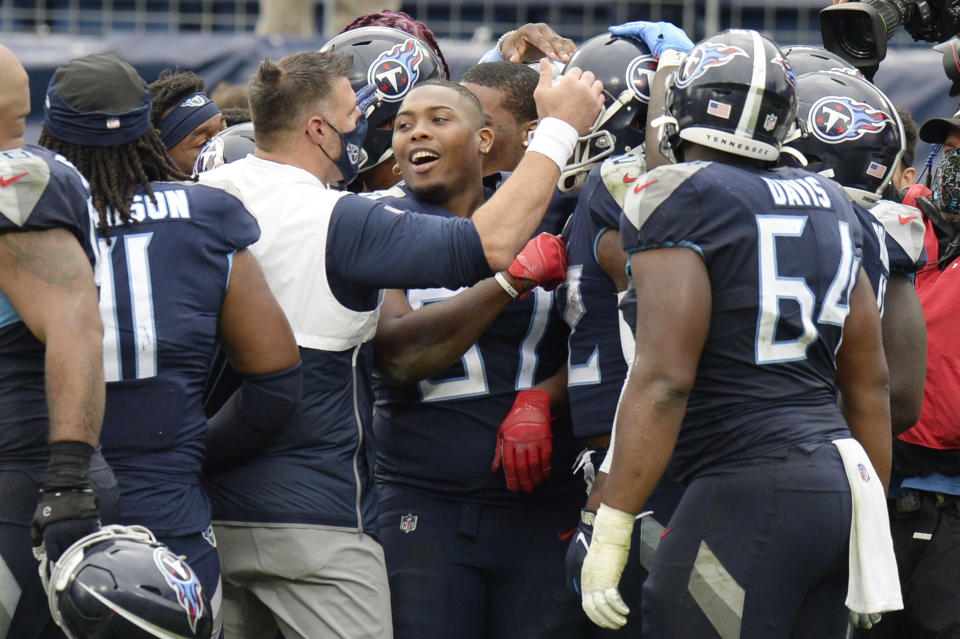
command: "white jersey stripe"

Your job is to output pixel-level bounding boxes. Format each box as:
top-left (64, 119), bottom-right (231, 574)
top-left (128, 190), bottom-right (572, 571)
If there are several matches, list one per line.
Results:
top-left (735, 29), bottom-right (768, 140)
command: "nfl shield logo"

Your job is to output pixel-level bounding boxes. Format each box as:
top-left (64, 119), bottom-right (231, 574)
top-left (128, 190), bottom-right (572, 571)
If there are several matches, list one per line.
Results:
top-left (763, 113), bottom-right (778, 132)
top-left (400, 513), bottom-right (418, 533)
top-left (857, 463), bottom-right (871, 483)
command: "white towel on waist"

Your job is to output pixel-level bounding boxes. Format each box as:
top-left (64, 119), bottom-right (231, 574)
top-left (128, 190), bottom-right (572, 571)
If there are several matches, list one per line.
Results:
top-left (832, 437), bottom-right (903, 614)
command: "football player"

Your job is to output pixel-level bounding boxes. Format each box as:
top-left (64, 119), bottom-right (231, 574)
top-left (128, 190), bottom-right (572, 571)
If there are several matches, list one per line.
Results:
top-left (39, 53), bottom-right (301, 638)
top-left (321, 26), bottom-right (444, 192)
top-left (783, 69), bottom-right (927, 436)
top-left (581, 30), bottom-right (898, 636)
top-left (552, 23), bottom-right (692, 637)
top-left (0, 44), bottom-right (116, 639)
top-left (195, 51), bottom-right (603, 639)
top-left (149, 70), bottom-right (226, 175)
top-left (459, 60), bottom-right (581, 245)
top-left (371, 79), bottom-right (580, 639)
top-left (460, 61), bottom-right (540, 178)
top-left (856, 107), bottom-right (960, 639)
top-left (339, 9), bottom-right (451, 78)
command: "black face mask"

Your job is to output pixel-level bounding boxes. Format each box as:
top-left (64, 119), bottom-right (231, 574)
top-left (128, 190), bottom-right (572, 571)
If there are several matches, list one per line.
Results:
top-left (934, 148), bottom-right (960, 215)
top-left (320, 115), bottom-right (369, 186)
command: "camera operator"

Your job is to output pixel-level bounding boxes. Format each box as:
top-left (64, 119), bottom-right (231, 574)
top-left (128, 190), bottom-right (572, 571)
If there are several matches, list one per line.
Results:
top-left (854, 111), bottom-right (960, 637)
top-left (921, 110), bottom-right (960, 151)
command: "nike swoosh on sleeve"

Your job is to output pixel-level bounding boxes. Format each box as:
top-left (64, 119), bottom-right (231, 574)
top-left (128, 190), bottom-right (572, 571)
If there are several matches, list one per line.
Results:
top-left (0, 172), bottom-right (28, 187)
top-left (634, 179), bottom-right (658, 194)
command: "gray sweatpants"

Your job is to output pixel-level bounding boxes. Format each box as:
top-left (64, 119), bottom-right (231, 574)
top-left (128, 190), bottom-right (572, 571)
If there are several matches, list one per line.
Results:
top-left (214, 524), bottom-right (393, 639)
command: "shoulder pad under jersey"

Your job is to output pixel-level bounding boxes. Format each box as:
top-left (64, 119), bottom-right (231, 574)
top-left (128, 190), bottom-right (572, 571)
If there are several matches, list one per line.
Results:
top-left (869, 199), bottom-right (926, 266)
top-left (620, 161), bottom-right (710, 233)
top-left (0, 148), bottom-right (57, 228)
top-left (599, 150), bottom-right (647, 208)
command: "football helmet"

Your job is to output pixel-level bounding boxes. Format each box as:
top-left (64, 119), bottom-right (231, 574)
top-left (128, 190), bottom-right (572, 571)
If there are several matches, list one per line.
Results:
top-left (42, 525), bottom-right (212, 639)
top-left (320, 26), bottom-right (443, 172)
top-left (784, 69), bottom-right (903, 207)
top-left (781, 45), bottom-right (864, 78)
top-left (193, 121), bottom-right (254, 174)
top-left (660, 29), bottom-right (798, 163)
top-left (559, 33), bottom-right (657, 191)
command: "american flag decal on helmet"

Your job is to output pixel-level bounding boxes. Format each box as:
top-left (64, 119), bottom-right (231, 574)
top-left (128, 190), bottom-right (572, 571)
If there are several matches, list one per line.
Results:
top-left (866, 161), bottom-right (887, 179)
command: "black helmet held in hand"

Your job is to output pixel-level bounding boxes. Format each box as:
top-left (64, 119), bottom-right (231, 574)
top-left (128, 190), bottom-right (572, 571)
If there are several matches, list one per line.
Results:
top-left (42, 525), bottom-right (213, 639)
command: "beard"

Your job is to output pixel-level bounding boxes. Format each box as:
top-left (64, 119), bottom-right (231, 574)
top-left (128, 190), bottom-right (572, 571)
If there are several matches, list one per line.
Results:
top-left (409, 180), bottom-right (449, 205)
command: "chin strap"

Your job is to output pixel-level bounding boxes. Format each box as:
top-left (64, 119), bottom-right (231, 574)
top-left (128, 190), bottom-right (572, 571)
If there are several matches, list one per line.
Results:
top-left (651, 114), bottom-right (681, 163)
top-left (780, 146), bottom-right (808, 167)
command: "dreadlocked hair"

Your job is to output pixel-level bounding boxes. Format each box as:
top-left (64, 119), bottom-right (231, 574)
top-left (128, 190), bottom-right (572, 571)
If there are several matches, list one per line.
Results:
top-left (38, 125), bottom-right (189, 237)
top-left (149, 69), bottom-right (207, 128)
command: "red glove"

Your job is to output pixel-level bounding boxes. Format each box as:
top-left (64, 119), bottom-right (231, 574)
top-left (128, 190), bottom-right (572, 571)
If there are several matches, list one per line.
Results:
top-left (491, 390), bottom-right (553, 493)
top-left (508, 233), bottom-right (567, 297)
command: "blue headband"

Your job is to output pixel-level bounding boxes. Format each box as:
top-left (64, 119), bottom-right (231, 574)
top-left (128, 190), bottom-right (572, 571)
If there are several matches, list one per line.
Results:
top-left (158, 93), bottom-right (221, 150)
top-left (43, 78), bottom-right (151, 147)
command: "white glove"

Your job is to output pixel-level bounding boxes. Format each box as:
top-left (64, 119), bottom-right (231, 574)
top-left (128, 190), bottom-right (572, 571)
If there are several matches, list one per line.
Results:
top-left (581, 503), bottom-right (645, 629)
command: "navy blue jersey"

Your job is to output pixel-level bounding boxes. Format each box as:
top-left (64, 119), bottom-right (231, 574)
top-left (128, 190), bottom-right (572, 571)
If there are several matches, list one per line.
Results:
top-left (850, 200), bottom-right (927, 315)
top-left (561, 154), bottom-right (644, 439)
top-left (853, 202), bottom-right (888, 310)
top-left (484, 171), bottom-right (579, 229)
top-left (868, 199), bottom-right (927, 282)
top-left (98, 182), bottom-right (259, 536)
top-left (620, 162), bottom-right (862, 482)
top-left (0, 145), bottom-right (97, 465)
top-left (374, 187), bottom-right (581, 503)
top-left (886, 235), bottom-right (926, 275)
top-left (619, 197), bottom-right (927, 339)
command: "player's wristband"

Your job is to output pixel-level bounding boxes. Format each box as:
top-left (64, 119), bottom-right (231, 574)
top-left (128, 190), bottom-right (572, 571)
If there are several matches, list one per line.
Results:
top-left (594, 503), bottom-right (639, 548)
top-left (495, 271), bottom-right (520, 298)
top-left (580, 508), bottom-right (597, 527)
top-left (527, 117), bottom-right (579, 172)
top-left (44, 441), bottom-right (94, 489)
top-left (658, 49), bottom-right (686, 68)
